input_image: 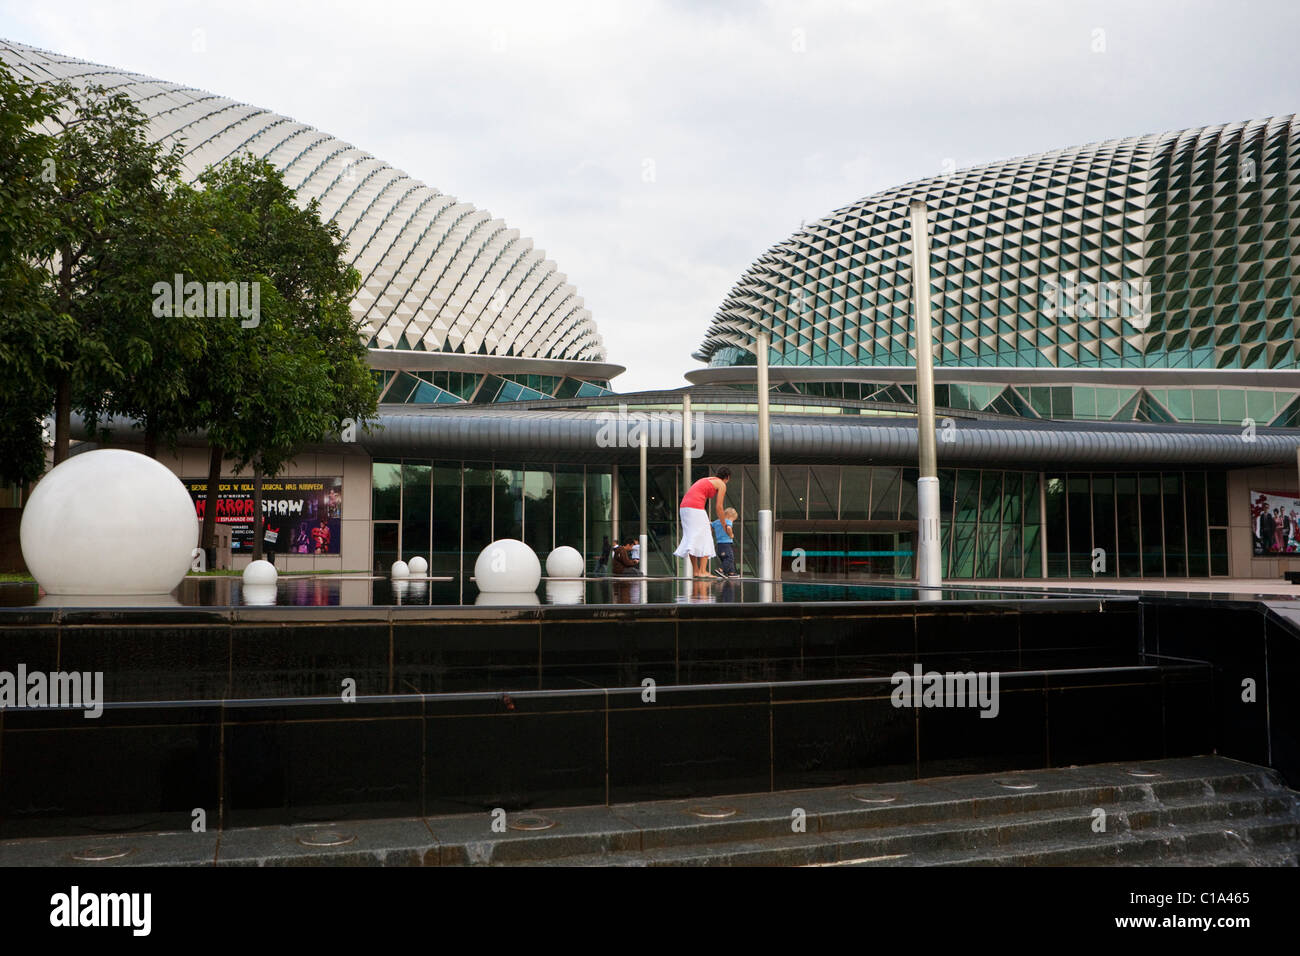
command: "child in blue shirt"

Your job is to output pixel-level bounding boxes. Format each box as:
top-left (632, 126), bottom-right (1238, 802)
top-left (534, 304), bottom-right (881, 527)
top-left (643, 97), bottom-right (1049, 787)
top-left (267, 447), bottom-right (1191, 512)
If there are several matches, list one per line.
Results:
top-left (711, 507), bottom-right (738, 577)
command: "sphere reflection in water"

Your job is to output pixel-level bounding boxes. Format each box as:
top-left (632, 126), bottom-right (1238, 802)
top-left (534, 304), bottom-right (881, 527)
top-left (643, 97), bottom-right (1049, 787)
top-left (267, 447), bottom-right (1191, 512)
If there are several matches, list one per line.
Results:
top-left (241, 582), bottom-right (277, 606)
top-left (475, 591), bottom-right (540, 606)
top-left (544, 580), bottom-right (584, 604)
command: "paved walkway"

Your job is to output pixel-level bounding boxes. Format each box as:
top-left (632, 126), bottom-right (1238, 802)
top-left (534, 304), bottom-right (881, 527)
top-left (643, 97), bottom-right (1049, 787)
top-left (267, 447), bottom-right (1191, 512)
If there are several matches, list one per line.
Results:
top-left (963, 577), bottom-right (1300, 597)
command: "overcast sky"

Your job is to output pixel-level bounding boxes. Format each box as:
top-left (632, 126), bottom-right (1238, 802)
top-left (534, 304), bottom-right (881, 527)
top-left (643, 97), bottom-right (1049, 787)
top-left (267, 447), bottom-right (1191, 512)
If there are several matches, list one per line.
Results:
top-left (2, 0), bottom-right (1297, 390)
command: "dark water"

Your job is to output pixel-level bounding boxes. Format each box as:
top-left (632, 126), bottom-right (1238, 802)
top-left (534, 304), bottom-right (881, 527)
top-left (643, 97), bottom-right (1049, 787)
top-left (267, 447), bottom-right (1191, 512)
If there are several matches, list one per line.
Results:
top-left (0, 575), bottom-right (1112, 608)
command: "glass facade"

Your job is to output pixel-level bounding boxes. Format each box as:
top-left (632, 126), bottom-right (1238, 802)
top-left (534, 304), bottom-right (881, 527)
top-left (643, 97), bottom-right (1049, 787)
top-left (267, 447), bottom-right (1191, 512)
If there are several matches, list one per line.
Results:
top-left (379, 370), bottom-right (614, 404)
top-left (371, 460), bottom-right (1230, 581)
top-left (721, 380), bottom-right (1300, 426)
top-left (698, 116), bottom-right (1299, 373)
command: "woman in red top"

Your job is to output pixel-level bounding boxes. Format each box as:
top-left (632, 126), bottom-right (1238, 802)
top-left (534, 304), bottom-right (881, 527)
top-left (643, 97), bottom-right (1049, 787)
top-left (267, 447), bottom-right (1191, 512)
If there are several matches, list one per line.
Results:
top-left (673, 467), bottom-right (732, 578)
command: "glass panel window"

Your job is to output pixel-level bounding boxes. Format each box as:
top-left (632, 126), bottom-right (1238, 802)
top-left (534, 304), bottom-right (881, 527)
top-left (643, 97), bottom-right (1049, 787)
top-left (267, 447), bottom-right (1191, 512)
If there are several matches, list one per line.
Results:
top-left (1140, 473), bottom-right (1164, 576)
top-left (463, 463), bottom-right (495, 570)
top-left (1246, 390), bottom-right (1276, 424)
top-left (870, 467), bottom-right (902, 521)
top-left (524, 468), bottom-right (554, 556)
top-left (1166, 389), bottom-right (1193, 420)
top-left (1192, 390), bottom-right (1219, 423)
top-left (585, 469), bottom-right (613, 574)
top-left (840, 466), bottom-right (870, 519)
top-left (1206, 471), bottom-right (1228, 526)
top-left (951, 470), bottom-right (980, 578)
top-left (1021, 472), bottom-right (1041, 578)
top-left (1115, 474), bottom-right (1141, 577)
top-left (1209, 528), bottom-right (1229, 576)
top-left (431, 463), bottom-right (460, 577)
top-left (776, 465), bottom-right (808, 519)
top-left (1091, 474), bottom-right (1117, 577)
top-left (1067, 474), bottom-right (1092, 577)
top-left (1219, 389), bottom-right (1246, 425)
top-left (495, 466), bottom-right (524, 541)
top-left (807, 466), bottom-right (840, 519)
top-left (1184, 471), bottom-right (1208, 576)
top-left (1162, 473), bottom-right (1187, 576)
top-left (1044, 473), bottom-right (1068, 577)
top-left (372, 460), bottom-right (402, 521)
top-left (401, 461), bottom-right (431, 563)
top-left (899, 468), bottom-right (920, 521)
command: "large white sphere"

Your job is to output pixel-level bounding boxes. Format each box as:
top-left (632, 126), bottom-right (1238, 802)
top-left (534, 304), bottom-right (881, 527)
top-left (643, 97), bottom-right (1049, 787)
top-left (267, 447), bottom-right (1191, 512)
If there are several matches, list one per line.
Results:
top-left (545, 546), bottom-right (584, 578)
top-left (21, 449), bottom-right (198, 595)
top-left (242, 559), bottom-right (278, 586)
top-left (474, 539), bottom-right (541, 592)
top-left (407, 556), bottom-right (428, 576)
top-left (390, 560), bottom-right (410, 578)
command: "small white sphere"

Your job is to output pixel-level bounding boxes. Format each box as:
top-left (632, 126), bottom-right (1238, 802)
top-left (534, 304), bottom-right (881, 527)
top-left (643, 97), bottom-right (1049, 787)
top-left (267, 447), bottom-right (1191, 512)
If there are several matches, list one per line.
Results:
top-left (390, 560), bottom-right (410, 578)
top-left (21, 449), bottom-right (198, 595)
top-left (408, 555), bottom-right (429, 576)
top-left (545, 545), bottom-right (584, 578)
top-left (474, 538), bottom-right (541, 592)
top-left (242, 559), bottom-right (278, 586)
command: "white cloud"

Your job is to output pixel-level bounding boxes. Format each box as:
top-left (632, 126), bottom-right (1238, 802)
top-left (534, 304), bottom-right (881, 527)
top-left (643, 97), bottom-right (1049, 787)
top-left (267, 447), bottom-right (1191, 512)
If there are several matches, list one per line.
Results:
top-left (2, 0), bottom-right (1297, 390)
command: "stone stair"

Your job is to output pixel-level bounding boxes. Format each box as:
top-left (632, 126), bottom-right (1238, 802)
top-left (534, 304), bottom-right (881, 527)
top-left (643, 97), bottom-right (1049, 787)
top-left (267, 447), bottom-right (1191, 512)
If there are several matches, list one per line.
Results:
top-left (430, 757), bottom-right (1300, 867)
top-left (2, 756), bottom-right (1295, 866)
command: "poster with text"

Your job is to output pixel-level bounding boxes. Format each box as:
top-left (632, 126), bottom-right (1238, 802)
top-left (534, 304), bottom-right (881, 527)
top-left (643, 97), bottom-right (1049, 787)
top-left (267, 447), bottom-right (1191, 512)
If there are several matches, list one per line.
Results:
top-left (186, 477), bottom-right (343, 554)
top-left (1250, 489), bottom-right (1300, 555)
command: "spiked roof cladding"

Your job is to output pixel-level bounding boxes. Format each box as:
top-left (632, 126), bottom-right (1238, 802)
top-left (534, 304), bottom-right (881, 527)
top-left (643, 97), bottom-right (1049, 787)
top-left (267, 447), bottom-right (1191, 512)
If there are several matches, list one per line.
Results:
top-left (697, 116), bottom-right (1300, 371)
top-left (0, 39), bottom-right (607, 362)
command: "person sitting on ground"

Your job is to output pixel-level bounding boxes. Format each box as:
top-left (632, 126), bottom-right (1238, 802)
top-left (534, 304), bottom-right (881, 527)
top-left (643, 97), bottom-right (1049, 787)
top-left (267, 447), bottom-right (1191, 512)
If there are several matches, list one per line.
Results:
top-left (711, 507), bottom-right (739, 577)
top-left (612, 537), bottom-right (640, 576)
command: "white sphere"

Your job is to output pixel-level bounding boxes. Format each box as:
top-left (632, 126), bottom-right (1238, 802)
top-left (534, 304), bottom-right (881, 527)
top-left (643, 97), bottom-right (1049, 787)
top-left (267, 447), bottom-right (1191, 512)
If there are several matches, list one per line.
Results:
top-left (408, 555), bottom-right (428, 576)
top-left (545, 545), bottom-right (584, 578)
top-left (390, 560), bottom-right (410, 578)
top-left (474, 539), bottom-right (541, 592)
top-left (242, 559), bottom-right (278, 586)
top-left (21, 449), bottom-right (198, 595)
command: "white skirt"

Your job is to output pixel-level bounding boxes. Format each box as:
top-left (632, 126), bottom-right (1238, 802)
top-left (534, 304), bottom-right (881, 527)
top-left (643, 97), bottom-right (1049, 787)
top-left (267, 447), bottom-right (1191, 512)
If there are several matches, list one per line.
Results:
top-left (673, 506), bottom-right (716, 558)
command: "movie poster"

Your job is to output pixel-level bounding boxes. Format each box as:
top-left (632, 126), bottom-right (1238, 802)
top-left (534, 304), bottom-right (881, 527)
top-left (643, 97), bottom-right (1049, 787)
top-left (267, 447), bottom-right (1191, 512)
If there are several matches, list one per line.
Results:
top-left (186, 477), bottom-right (343, 554)
top-left (1250, 489), bottom-right (1300, 556)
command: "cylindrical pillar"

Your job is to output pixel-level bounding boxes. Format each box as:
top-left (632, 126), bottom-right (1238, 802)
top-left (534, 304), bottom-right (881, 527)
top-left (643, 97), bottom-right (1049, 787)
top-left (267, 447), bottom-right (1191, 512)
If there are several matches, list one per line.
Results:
top-left (640, 436), bottom-right (648, 578)
top-left (682, 394), bottom-right (692, 578)
top-left (756, 331), bottom-right (773, 582)
top-left (910, 202), bottom-right (941, 591)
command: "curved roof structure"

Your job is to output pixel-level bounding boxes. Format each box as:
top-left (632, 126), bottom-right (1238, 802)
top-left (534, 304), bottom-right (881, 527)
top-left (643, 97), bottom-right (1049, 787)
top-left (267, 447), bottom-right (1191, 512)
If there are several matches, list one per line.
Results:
top-left (0, 38), bottom-right (607, 363)
top-left (698, 116), bottom-right (1300, 372)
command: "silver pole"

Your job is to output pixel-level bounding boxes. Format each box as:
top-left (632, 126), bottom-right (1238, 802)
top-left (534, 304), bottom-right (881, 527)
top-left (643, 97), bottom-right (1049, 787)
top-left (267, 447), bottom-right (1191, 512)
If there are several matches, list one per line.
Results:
top-left (910, 201), bottom-right (941, 592)
top-left (757, 331), bottom-right (773, 582)
top-left (682, 394), bottom-right (692, 578)
top-left (640, 434), bottom-right (648, 578)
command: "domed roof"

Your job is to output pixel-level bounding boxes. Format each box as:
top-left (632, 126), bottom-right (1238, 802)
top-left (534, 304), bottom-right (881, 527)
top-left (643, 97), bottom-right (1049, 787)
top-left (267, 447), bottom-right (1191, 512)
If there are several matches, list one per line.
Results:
top-left (0, 38), bottom-right (606, 362)
top-left (698, 116), bottom-right (1299, 371)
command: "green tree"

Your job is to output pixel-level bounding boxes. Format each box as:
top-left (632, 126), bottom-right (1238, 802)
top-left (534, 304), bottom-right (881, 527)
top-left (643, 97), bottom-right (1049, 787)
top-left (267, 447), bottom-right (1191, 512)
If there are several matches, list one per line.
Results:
top-left (0, 62), bottom-right (61, 485)
top-left (192, 156), bottom-right (378, 559)
top-left (21, 78), bottom-right (193, 465)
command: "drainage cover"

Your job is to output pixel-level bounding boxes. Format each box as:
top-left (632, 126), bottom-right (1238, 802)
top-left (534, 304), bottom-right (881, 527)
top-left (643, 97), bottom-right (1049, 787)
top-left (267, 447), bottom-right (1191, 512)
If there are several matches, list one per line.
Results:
top-left (295, 830), bottom-right (357, 848)
top-left (849, 792), bottom-right (898, 804)
top-left (508, 813), bottom-right (557, 831)
top-left (995, 779), bottom-right (1039, 790)
top-left (684, 805), bottom-right (737, 819)
top-left (70, 846), bottom-right (135, 862)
